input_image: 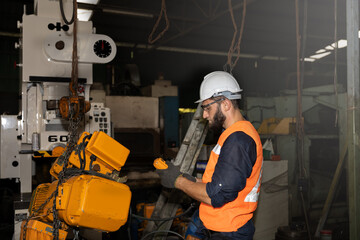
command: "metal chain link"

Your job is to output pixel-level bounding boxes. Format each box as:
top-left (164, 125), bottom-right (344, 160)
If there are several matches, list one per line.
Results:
top-left (22, 1), bottom-right (81, 239)
top-left (21, 190), bottom-right (57, 240)
top-left (22, 107), bottom-right (82, 240)
top-left (52, 107), bottom-right (82, 240)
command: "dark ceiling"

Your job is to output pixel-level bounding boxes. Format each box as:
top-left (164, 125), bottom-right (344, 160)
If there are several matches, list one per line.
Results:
top-left (0, 0), bottom-right (351, 107)
top-left (88, 0), bottom-right (347, 60)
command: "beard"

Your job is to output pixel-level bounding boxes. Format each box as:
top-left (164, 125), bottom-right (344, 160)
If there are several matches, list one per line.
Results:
top-left (209, 104), bottom-right (226, 134)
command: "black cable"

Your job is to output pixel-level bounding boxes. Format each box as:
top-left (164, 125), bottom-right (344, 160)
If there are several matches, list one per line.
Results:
top-left (300, 0), bottom-right (308, 90)
top-left (76, 134), bottom-right (91, 170)
top-left (59, 0), bottom-right (75, 25)
top-left (81, 134), bottom-right (91, 170)
top-left (75, 139), bottom-right (85, 170)
top-left (132, 204), bottom-right (210, 239)
top-left (131, 203), bottom-right (195, 222)
top-left (82, 143), bottom-right (87, 170)
top-left (89, 153), bottom-right (95, 170)
top-left (141, 230), bottom-right (185, 240)
top-left (63, 168), bottom-right (116, 182)
top-left (76, 146), bottom-right (84, 170)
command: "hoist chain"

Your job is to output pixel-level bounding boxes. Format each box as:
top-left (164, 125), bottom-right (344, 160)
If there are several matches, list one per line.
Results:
top-left (52, 108), bottom-right (82, 240)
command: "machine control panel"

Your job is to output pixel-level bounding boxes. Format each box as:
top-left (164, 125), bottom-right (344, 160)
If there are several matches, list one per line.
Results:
top-left (87, 103), bottom-right (111, 136)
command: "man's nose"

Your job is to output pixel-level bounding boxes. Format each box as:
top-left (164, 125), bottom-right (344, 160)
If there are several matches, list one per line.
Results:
top-left (202, 110), bottom-right (208, 119)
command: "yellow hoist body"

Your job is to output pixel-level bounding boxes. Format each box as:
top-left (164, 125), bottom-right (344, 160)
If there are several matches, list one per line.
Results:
top-left (21, 131), bottom-right (132, 239)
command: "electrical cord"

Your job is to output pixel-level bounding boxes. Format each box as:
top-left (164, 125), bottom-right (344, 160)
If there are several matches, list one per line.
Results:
top-left (149, 217), bottom-right (211, 240)
top-left (333, 0), bottom-right (339, 127)
top-left (131, 203), bottom-right (195, 222)
top-left (128, 203), bottom-right (196, 240)
top-left (82, 134), bottom-right (91, 170)
top-left (141, 230), bottom-right (185, 240)
top-left (148, 0), bottom-right (170, 44)
top-left (262, 171), bottom-right (288, 193)
top-left (154, 213), bottom-right (204, 236)
top-left (62, 168), bottom-right (116, 182)
top-left (82, 141), bottom-right (87, 170)
top-left (76, 144), bottom-right (84, 170)
top-left (75, 134), bottom-right (91, 170)
top-left (76, 143), bottom-right (85, 170)
top-left (224, 0), bottom-right (247, 74)
top-left (59, 0), bottom-right (75, 25)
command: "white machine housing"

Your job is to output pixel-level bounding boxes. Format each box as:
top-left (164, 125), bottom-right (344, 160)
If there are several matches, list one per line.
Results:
top-left (0, 0), bottom-right (116, 194)
top-left (86, 103), bottom-right (112, 136)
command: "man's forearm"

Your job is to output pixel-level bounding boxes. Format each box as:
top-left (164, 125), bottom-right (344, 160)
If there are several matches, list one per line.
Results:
top-left (175, 176), bottom-right (212, 205)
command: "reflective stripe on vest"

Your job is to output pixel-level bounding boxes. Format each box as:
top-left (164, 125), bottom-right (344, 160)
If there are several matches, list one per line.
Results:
top-left (244, 161), bottom-right (263, 202)
top-left (212, 144), bottom-right (221, 155)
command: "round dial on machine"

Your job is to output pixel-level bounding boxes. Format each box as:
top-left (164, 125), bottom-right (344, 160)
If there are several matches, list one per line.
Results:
top-left (93, 40), bottom-right (112, 58)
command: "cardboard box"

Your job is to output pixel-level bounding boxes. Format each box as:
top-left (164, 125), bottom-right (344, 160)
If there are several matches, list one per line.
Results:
top-left (141, 85), bottom-right (178, 97)
top-left (154, 79), bottom-right (172, 86)
top-left (105, 96), bottom-right (159, 128)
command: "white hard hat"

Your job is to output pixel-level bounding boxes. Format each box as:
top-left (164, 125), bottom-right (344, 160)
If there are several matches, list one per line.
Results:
top-left (195, 71), bottom-right (242, 103)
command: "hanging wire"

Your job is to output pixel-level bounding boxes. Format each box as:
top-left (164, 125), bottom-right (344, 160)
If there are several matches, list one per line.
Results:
top-left (141, 230), bottom-right (185, 240)
top-left (333, 0), bottom-right (339, 127)
top-left (148, 0), bottom-right (170, 44)
top-left (59, 0), bottom-right (75, 25)
top-left (295, 0), bottom-right (305, 179)
top-left (295, 2), bottom-right (311, 239)
top-left (300, 0), bottom-right (308, 90)
top-left (223, 0), bottom-right (247, 74)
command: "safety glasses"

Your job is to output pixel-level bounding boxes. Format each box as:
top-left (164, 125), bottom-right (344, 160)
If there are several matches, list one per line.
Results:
top-left (201, 98), bottom-right (224, 112)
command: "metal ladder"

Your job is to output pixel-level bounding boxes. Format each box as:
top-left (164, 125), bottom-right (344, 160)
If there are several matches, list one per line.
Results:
top-left (143, 103), bottom-right (208, 239)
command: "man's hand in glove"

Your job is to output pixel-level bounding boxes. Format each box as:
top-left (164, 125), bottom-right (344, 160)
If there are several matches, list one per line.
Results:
top-left (156, 161), bottom-right (196, 188)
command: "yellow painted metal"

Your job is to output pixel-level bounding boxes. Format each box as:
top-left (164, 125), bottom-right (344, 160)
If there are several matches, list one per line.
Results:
top-left (49, 161), bottom-right (63, 179)
top-left (257, 117), bottom-right (281, 134)
top-left (86, 131), bottom-right (130, 171)
top-left (28, 175), bottom-right (131, 232)
top-left (28, 183), bottom-right (51, 216)
top-left (257, 117), bottom-right (297, 135)
top-left (50, 131), bottom-right (130, 179)
top-left (153, 157), bottom-right (168, 169)
top-left (56, 175), bottom-right (131, 232)
top-left (28, 182), bottom-right (58, 223)
top-left (52, 146), bottom-right (66, 157)
top-left (33, 147), bottom-right (65, 159)
top-left (50, 132), bottom-right (92, 178)
top-left (28, 131), bottom-right (132, 235)
top-left (21, 220), bottom-right (67, 240)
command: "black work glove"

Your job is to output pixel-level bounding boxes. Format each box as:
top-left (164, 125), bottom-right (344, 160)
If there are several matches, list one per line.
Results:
top-left (156, 161), bottom-right (181, 188)
top-left (156, 161), bottom-right (197, 188)
top-left (182, 173), bottom-right (196, 183)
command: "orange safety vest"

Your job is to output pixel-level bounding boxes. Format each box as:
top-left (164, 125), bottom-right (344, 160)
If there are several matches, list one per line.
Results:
top-left (200, 120), bottom-right (263, 232)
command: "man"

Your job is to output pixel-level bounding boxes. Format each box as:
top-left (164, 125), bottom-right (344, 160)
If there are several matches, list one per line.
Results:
top-left (156, 71), bottom-right (263, 239)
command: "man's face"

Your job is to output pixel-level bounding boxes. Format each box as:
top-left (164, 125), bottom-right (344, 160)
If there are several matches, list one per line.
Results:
top-left (201, 98), bottom-right (226, 132)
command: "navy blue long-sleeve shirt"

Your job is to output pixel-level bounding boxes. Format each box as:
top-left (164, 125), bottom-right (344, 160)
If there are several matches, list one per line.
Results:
top-left (206, 131), bottom-right (257, 208)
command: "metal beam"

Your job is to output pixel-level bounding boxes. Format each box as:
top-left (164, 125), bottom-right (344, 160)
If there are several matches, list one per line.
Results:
top-left (152, 0), bottom-right (258, 49)
top-left (346, 0), bottom-right (360, 239)
top-left (78, 3), bottom-right (203, 23)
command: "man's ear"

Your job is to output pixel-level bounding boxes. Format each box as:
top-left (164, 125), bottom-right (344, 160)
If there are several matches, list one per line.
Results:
top-left (222, 98), bottom-right (231, 112)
